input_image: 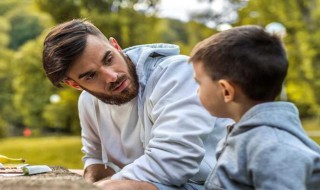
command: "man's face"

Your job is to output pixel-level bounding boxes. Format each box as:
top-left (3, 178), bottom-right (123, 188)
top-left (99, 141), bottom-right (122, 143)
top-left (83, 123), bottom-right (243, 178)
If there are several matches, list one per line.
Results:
top-left (192, 61), bottom-right (226, 117)
top-left (66, 35), bottom-right (139, 105)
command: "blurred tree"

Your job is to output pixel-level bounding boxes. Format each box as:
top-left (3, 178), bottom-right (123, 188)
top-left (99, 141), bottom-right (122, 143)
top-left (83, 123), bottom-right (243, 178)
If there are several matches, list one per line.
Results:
top-left (0, 0), bottom-right (21, 16)
top-left (35, 0), bottom-right (160, 23)
top-left (12, 34), bottom-right (57, 130)
top-left (151, 18), bottom-right (216, 54)
top-left (43, 89), bottom-right (81, 134)
top-left (0, 16), bottom-right (17, 137)
top-left (80, 7), bottom-right (160, 47)
top-left (35, 0), bottom-right (81, 23)
top-left (35, 0), bottom-right (161, 47)
top-left (5, 7), bottom-right (53, 50)
top-left (0, 0), bottom-right (57, 137)
top-left (158, 19), bottom-right (189, 44)
top-left (180, 20), bottom-right (217, 54)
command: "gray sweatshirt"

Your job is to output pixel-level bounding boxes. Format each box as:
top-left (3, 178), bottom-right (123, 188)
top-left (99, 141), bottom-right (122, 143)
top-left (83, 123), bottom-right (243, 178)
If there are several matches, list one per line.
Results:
top-left (205, 102), bottom-right (320, 190)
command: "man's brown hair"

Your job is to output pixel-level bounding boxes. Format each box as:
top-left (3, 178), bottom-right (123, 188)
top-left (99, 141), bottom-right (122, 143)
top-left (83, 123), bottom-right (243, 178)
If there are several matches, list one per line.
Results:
top-left (43, 19), bottom-right (106, 87)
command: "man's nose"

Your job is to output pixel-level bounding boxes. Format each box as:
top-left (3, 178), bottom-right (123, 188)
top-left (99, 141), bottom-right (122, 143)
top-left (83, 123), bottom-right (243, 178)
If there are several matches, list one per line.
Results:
top-left (100, 67), bottom-right (118, 83)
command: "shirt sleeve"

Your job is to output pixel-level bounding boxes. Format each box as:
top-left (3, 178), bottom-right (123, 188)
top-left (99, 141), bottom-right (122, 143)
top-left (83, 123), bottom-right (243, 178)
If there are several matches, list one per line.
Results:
top-left (111, 55), bottom-right (220, 185)
top-left (78, 92), bottom-right (104, 169)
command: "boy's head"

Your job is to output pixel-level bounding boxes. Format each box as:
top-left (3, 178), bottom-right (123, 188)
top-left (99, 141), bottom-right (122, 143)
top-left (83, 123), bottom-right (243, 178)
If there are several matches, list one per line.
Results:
top-left (190, 25), bottom-right (288, 119)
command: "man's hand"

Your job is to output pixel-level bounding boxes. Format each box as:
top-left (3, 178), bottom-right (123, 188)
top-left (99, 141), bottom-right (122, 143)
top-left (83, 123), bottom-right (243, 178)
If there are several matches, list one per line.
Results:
top-left (94, 179), bottom-right (158, 190)
top-left (84, 164), bottom-right (115, 183)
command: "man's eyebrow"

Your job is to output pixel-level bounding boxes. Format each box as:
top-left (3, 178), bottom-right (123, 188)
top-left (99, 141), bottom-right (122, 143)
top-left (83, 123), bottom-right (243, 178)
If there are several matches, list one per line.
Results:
top-left (78, 50), bottom-right (112, 79)
top-left (101, 50), bottom-right (111, 63)
top-left (78, 70), bottom-right (93, 79)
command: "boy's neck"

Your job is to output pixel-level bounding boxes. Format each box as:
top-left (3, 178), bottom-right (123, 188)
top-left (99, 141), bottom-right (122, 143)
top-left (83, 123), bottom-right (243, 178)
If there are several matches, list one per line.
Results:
top-left (230, 97), bottom-right (263, 123)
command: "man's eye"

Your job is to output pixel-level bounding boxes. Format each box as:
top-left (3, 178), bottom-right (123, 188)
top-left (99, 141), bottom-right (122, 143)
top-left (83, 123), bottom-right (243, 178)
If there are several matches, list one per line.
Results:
top-left (85, 72), bottom-right (96, 81)
top-left (104, 55), bottom-right (113, 65)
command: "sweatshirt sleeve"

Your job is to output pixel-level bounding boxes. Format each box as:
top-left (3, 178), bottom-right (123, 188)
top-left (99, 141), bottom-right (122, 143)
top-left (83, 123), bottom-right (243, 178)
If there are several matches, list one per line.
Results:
top-left (111, 55), bottom-right (218, 185)
top-left (78, 92), bottom-right (104, 169)
top-left (249, 142), bottom-right (314, 190)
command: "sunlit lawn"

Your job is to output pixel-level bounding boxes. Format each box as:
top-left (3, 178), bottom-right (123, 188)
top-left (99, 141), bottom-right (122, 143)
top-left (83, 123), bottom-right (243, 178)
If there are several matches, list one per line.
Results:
top-left (313, 137), bottom-right (320, 144)
top-left (0, 136), bottom-right (83, 169)
top-left (302, 118), bottom-right (320, 145)
top-left (0, 127), bottom-right (319, 170)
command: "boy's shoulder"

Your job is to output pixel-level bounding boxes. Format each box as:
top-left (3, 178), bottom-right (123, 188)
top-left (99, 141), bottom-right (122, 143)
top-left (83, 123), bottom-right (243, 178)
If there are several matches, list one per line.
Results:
top-left (239, 125), bottom-right (320, 159)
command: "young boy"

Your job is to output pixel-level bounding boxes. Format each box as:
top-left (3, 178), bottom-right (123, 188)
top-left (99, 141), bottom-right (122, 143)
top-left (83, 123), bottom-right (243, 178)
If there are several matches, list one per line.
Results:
top-left (190, 25), bottom-right (320, 190)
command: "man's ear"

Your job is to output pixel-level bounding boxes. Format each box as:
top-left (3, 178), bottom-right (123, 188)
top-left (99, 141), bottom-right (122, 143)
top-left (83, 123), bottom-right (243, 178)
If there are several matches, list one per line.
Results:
top-left (218, 80), bottom-right (235, 103)
top-left (109, 37), bottom-right (122, 51)
top-left (64, 79), bottom-right (83, 90)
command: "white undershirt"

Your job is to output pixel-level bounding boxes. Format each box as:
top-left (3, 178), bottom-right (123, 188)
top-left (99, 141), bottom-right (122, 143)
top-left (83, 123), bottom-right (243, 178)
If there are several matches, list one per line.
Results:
top-left (96, 97), bottom-right (144, 170)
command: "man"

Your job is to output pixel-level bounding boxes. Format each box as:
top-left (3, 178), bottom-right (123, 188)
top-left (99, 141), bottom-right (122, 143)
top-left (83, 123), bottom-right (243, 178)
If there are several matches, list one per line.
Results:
top-left (42, 19), bottom-right (231, 190)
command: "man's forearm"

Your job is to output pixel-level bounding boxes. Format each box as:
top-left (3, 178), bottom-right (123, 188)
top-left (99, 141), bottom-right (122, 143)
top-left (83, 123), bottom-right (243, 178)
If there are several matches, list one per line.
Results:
top-left (95, 179), bottom-right (159, 190)
top-left (84, 164), bottom-right (115, 183)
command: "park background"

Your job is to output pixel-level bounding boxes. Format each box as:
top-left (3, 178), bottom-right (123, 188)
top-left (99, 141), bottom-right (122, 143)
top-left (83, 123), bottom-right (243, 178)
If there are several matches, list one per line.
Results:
top-left (0, 0), bottom-right (320, 169)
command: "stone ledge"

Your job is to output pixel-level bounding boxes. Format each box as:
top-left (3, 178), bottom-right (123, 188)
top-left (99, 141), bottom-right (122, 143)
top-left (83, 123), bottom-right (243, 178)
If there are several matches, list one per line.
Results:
top-left (0, 166), bottom-right (99, 190)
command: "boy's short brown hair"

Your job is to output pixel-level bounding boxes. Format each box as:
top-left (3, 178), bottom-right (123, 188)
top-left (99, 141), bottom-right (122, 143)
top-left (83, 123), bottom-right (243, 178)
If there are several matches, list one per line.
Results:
top-left (190, 25), bottom-right (288, 101)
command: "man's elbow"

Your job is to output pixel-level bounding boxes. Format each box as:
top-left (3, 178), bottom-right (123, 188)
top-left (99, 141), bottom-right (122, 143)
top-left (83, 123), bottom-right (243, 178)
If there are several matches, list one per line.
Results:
top-left (84, 164), bottom-right (115, 183)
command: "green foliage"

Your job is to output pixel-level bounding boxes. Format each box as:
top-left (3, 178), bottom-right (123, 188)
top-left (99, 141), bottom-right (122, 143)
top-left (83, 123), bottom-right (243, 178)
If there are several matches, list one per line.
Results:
top-left (157, 19), bottom-right (189, 44)
top-left (150, 19), bottom-right (217, 54)
top-left (0, 17), bottom-right (19, 136)
top-left (5, 7), bottom-right (53, 50)
top-left (0, 136), bottom-right (83, 168)
top-left (35, 0), bottom-right (81, 23)
top-left (0, 48), bottom-right (21, 135)
top-left (12, 34), bottom-right (57, 129)
top-left (81, 8), bottom-right (160, 47)
top-left (43, 89), bottom-right (81, 134)
top-left (180, 21), bottom-right (217, 55)
top-left (0, 118), bottom-right (10, 138)
top-left (0, 1), bottom-right (55, 135)
top-left (35, 0), bottom-right (160, 24)
top-left (0, 0), bottom-right (21, 16)
top-left (302, 118), bottom-right (320, 144)
top-left (0, 17), bottom-right (10, 47)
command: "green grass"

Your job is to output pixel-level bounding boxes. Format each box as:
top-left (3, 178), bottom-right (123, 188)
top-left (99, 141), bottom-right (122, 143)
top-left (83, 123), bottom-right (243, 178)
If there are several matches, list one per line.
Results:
top-left (312, 137), bottom-right (320, 144)
top-left (302, 118), bottom-right (320, 145)
top-left (0, 130), bottom-right (319, 170)
top-left (302, 118), bottom-right (320, 131)
top-left (0, 136), bottom-right (83, 169)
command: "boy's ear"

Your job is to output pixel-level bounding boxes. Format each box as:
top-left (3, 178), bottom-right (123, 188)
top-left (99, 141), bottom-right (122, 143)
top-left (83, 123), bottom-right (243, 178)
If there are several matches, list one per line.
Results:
top-left (109, 37), bottom-right (122, 51)
top-left (64, 79), bottom-right (83, 90)
top-left (218, 80), bottom-right (235, 103)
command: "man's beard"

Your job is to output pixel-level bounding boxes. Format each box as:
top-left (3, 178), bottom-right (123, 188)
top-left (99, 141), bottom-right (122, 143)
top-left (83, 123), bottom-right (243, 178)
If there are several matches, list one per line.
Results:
top-left (81, 54), bottom-right (139, 105)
